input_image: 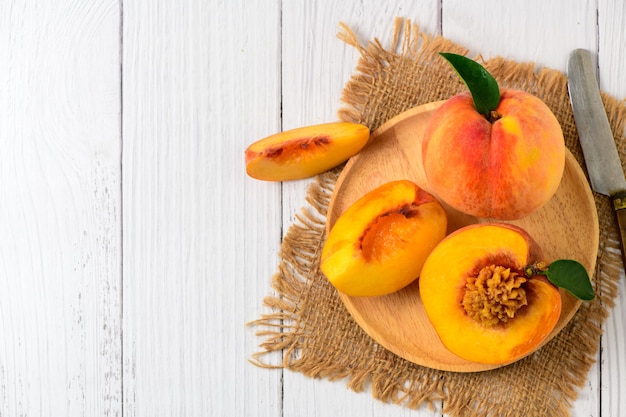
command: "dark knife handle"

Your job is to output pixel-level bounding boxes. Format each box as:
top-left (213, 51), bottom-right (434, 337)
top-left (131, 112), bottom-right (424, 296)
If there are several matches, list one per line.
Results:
top-left (611, 191), bottom-right (626, 271)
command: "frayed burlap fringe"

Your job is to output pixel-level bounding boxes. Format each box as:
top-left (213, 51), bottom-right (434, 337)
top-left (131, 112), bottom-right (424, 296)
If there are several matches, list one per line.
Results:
top-left (250, 18), bottom-right (625, 417)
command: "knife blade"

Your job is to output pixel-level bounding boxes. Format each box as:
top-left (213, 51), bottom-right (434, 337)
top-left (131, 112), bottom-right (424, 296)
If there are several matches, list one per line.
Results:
top-left (568, 48), bottom-right (626, 269)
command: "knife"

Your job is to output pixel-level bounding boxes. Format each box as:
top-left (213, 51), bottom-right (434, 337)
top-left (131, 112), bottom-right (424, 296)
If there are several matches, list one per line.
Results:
top-left (568, 48), bottom-right (626, 269)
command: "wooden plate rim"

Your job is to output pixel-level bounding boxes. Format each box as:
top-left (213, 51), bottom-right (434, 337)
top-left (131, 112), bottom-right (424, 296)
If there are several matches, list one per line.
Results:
top-left (325, 101), bottom-right (599, 372)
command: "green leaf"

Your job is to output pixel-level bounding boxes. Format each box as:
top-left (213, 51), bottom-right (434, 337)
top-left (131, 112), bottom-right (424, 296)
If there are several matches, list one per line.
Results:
top-left (440, 52), bottom-right (501, 116)
top-left (544, 260), bottom-right (595, 301)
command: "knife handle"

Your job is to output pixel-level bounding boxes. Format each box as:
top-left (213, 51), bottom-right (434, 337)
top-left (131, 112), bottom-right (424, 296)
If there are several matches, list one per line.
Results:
top-left (611, 191), bottom-right (626, 271)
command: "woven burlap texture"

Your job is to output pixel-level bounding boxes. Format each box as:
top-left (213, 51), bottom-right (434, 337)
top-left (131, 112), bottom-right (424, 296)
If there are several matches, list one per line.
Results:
top-left (251, 18), bottom-right (625, 417)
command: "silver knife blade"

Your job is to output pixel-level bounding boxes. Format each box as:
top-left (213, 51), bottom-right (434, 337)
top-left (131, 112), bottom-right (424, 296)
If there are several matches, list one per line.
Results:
top-left (567, 48), bottom-right (626, 196)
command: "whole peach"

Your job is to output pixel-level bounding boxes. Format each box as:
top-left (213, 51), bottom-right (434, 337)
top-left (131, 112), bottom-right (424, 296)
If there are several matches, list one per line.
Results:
top-left (422, 89), bottom-right (565, 220)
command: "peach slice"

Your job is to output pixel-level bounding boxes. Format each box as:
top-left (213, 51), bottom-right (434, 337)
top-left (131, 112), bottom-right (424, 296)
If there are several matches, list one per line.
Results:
top-left (321, 180), bottom-right (447, 297)
top-left (419, 223), bottom-right (562, 365)
top-left (245, 122), bottom-right (369, 181)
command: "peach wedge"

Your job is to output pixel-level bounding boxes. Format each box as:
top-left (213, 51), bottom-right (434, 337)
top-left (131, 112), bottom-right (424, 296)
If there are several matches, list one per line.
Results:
top-left (321, 180), bottom-right (447, 297)
top-left (419, 223), bottom-right (562, 365)
top-left (245, 122), bottom-right (369, 181)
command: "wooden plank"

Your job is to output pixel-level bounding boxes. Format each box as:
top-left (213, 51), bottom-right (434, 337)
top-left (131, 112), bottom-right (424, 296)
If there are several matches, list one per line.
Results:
top-left (442, 0), bottom-right (597, 70)
top-left (121, 0), bottom-right (283, 416)
top-left (280, 1), bottom-right (442, 416)
top-left (599, 0), bottom-right (626, 98)
top-left (0, 1), bottom-right (122, 416)
top-left (598, 2), bottom-right (626, 416)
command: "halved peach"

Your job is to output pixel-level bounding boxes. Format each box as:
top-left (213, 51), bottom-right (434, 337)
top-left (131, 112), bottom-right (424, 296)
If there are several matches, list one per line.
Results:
top-left (245, 122), bottom-right (369, 181)
top-left (419, 223), bottom-right (562, 365)
top-left (321, 180), bottom-right (447, 297)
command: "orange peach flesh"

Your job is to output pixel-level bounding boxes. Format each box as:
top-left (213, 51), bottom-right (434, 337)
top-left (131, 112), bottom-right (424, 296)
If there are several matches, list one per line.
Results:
top-left (245, 135), bottom-right (332, 165)
top-left (360, 188), bottom-right (437, 262)
top-left (419, 223), bottom-right (561, 365)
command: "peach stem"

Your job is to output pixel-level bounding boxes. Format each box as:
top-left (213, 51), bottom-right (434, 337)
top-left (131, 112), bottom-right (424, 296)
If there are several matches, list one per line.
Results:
top-left (524, 261), bottom-right (548, 278)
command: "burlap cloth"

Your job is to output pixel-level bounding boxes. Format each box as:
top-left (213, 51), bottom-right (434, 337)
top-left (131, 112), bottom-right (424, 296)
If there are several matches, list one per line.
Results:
top-left (251, 19), bottom-right (626, 417)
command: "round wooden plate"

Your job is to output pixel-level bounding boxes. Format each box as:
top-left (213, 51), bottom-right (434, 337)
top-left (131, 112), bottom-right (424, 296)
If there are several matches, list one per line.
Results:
top-left (326, 101), bottom-right (599, 372)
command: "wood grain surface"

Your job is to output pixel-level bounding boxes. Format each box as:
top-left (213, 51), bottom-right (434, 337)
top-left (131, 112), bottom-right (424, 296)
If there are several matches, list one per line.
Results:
top-left (0, 2), bottom-right (122, 416)
top-left (0, 0), bottom-right (623, 416)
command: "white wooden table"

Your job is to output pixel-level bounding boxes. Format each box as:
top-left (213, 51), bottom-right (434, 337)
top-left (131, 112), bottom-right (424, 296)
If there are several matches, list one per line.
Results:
top-left (1, 1), bottom-right (624, 416)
